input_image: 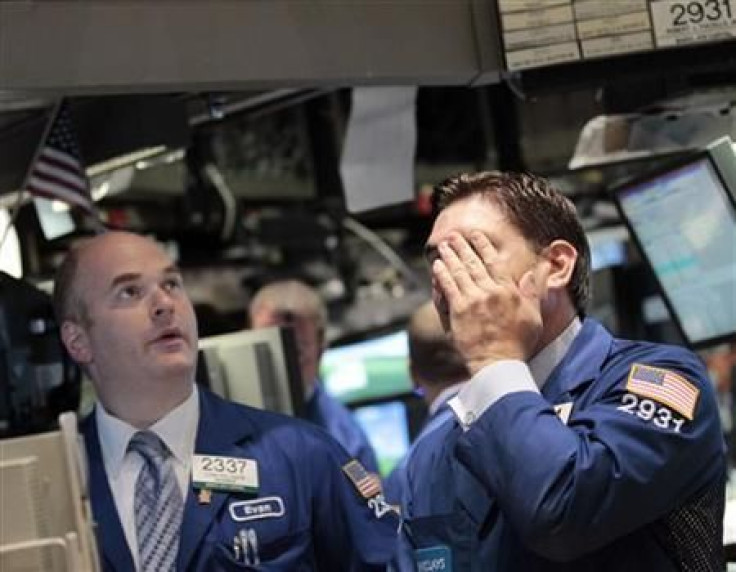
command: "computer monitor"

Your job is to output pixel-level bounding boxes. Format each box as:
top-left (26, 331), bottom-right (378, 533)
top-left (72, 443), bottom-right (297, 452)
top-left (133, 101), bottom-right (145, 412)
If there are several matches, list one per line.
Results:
top-left (612, 137), bottom-right (736, 349)
top-left (351, 400), bottom-right (412, 478)
top-left (0, 412), bottom-right (99, 571)
top-left (0, 272), bottom-right (81, 438)
top-left (197, 326), bottom-right (305, 417)
top-left (320, 329), bottom-right (414, 405)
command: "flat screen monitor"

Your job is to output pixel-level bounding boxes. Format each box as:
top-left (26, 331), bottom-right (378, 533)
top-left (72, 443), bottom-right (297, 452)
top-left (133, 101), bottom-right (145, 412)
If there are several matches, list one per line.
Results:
top-left (351, 400), bottom-right (412, 478)
top-left (612, 137), bottom-right (736, 349)
top-left (0, 412), bottom-right (98, 571)
top-left (197, 326), bottom-right (304, 417)
top-left (320, 329), bottom-right (413, 405)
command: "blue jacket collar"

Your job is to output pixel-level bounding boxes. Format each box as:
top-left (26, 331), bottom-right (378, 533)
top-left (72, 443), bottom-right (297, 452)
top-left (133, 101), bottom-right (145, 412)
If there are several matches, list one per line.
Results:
top-left (541, 318), bottom-right (613, 402)
top-left (177, 388), bottom-right (258, 570)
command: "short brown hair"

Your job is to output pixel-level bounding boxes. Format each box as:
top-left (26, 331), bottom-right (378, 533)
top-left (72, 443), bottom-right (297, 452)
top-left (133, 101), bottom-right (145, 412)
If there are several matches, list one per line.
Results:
top-left (408, 301), bottom-right (469, 386)
top-left (52, 241), bottom-right (91, 326)
top-left (432, 171), bottom-right (591, 315)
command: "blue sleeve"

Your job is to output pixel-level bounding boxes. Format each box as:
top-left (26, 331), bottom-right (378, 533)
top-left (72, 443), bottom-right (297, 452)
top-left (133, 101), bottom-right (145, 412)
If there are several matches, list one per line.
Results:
top-left (310, 434), bottom-right (399, 570)
top-left (354, 437), bottom-right (381, 475)
top-left (455, 349), bottom-right (726, 561)
top-left (383, 457), bottom-right (408, 506)
top-left (313, 390), bottom-right (381, 474)
top-left (388, 454), bottom-right (418, 572)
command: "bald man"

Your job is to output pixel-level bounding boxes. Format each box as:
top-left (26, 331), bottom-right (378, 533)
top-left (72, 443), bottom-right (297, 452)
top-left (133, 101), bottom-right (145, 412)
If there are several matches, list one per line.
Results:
top-left (54, 232), bottom-right (397, 571)
top-left (249, 279), bottom-right (380, 474)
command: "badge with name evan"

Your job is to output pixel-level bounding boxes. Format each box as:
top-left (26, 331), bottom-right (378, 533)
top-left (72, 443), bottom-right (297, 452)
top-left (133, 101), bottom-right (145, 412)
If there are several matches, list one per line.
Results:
top-left (192, 455), bottom-right (259, 494)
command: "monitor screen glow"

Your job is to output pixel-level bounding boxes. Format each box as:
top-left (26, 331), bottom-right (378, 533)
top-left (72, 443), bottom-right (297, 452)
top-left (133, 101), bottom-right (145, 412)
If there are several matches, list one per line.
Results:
top-left (351, 400), bottom-right (411, 477)
top-left (616, 155), bottom-right (736, 347)
top-left (320, 330), bottom-right (413, 404)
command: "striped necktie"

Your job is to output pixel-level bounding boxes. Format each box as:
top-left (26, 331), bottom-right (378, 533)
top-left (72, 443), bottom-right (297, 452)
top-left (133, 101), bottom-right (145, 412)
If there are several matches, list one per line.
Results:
top-left (128, 430), bottom-right (184, 572)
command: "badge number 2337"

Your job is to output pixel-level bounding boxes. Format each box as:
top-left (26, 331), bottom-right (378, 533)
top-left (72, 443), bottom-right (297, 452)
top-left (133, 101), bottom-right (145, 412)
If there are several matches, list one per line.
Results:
top-left (617, 393), bottom-right (685, 433)
top-left (200, 456), bottom-right (249, 474)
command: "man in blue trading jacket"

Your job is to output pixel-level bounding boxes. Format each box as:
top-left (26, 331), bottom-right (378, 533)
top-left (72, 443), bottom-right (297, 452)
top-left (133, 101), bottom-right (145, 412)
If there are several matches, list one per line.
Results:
top-left (249, 279), bottom-right (380, 474)
top-left (53, 231), bottom-right (397, 571)
top-left (383, 300), bottom-right (469, 506)
top-left (400, 171), bottom-right (726, 571)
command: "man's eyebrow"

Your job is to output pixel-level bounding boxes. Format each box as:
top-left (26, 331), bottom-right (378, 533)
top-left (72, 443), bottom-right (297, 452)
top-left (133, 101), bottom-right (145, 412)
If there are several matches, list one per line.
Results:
top-left (109, 272), bottom-right (141, 291)
top-left (108, 265), bottom-right (182, 290)
top-left (163, 265), bottom-right (182, 276)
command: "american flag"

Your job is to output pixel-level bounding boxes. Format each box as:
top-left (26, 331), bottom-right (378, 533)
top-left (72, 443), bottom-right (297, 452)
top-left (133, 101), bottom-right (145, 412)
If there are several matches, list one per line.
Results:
top-left (25, 102), bottom-right (96, 215)
top-left (342, 460), bottom-right (382, 499)
top-left (626, 363), bottom-right (700, 420)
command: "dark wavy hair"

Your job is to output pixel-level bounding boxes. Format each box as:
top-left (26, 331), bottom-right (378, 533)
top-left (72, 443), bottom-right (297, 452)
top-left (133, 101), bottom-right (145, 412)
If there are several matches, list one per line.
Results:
top-left (432, 171), bottom-right (591, 315)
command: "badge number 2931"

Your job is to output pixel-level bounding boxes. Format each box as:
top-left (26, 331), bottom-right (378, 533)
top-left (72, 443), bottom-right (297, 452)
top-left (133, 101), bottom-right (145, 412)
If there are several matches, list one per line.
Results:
top-left (650, 0), bottom-right (736, 47)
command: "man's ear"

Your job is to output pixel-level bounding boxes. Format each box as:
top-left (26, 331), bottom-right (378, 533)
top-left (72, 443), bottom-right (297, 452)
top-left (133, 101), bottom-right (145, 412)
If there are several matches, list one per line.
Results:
top-left (543, 239), bottom-right (578, 291)
top-left (60, 321), bottom-right (92, 364)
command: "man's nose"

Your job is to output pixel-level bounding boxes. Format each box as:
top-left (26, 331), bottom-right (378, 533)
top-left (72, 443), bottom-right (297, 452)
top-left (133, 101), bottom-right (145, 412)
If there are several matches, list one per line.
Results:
top-left (151, 288), bottom-right (175, 319)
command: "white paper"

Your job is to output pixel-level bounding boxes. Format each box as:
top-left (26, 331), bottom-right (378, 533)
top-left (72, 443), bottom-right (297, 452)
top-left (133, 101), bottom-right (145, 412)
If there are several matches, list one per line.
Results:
top-left (339, 86), bottom-right (417, 213)
top-left (33, 196), bottom-right (75, 240)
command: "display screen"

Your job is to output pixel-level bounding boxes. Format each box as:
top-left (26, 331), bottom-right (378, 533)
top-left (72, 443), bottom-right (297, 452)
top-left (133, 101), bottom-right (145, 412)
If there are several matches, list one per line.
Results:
top-left (351, 400), bottom-right (411, 477)
top-left (320, 330), bottom-right (413, 404)
top-left (616, 157), bottom-right (736, 347)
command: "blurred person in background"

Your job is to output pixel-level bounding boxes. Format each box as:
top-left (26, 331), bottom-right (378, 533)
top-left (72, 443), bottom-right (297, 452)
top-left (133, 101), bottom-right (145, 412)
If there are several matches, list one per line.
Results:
top-left (249, 279), bottom-right (380, 474)
top-left (383, 300), bottom-right (469, 506)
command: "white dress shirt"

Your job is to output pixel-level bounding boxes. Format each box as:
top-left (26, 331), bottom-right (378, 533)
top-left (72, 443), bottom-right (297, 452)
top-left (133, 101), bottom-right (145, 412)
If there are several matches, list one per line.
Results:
top-left (449, 317), bottom-right (582, 429)
top-left (95, 386), bottom-right (200, 570)
top-left (428, 381), bottom-right (468, 418)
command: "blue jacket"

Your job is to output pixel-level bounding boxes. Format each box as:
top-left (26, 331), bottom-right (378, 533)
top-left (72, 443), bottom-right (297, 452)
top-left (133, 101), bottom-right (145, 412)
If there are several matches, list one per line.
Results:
top-left (305, 383), bottom-right (380, 474)
top-left (83, 388), bottom-right (398, 571)
top-left (399, 319), bottom-right (726, 571)
top-left (383, 402), bottom-right (455, 506)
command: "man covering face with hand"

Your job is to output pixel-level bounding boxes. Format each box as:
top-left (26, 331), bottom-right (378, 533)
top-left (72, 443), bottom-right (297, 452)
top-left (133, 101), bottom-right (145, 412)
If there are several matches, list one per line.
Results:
top-left (398, 171), bottom-right (725, 571)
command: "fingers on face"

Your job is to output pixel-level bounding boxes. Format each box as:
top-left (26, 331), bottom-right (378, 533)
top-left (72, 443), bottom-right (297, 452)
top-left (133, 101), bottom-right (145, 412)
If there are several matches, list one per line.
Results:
top-left (432, 258), bottom-right (461, 308)
top-left (468, 231), bottom-right (497, 274)
top-left (437, 240), bottom-right (480, 297)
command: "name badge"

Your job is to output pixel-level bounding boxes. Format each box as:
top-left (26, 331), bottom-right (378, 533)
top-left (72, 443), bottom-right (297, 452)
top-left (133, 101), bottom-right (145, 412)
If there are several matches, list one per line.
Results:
top-left (230, 496), bottom-right (285, 522)
top-left (414, 545), bottom-right (452, 572)
top-left (192, 455), bottom-right (259, 493)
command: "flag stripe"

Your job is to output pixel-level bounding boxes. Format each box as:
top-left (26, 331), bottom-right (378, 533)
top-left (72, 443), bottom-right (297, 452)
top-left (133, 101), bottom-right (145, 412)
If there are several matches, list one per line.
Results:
top-left (628, 379), bottom-right (697, 403)
top-left (39, 147), bottom-right (84, 172)
top-left (36, 151), bottom-right (87, 181)
top-left (30, 164), bottom-right (87, 191)
top-left (27, 179), bottom-right (96, 212)
top-left (627, 383), bottom-right (696, 420)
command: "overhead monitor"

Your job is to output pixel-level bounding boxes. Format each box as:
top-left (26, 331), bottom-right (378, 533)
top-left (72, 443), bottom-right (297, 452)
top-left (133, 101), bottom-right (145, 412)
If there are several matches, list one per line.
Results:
top-left (197, 326), bottom-right (304, 417)
top-left (612, 137), bottom-right (736, 349)
top-left (320, 329), bottom-right (414, 405)
top-left (351, 400), bottom-right (412, 478)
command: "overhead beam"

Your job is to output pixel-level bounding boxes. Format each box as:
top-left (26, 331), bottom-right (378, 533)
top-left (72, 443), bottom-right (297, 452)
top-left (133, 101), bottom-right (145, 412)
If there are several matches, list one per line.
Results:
top-left (0, 0), bottom-right (502, 95)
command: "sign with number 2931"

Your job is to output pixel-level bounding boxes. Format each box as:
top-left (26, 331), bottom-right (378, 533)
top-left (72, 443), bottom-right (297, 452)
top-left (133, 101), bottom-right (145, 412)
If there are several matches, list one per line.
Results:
top-left (650, 0), bottom-right (736, 47)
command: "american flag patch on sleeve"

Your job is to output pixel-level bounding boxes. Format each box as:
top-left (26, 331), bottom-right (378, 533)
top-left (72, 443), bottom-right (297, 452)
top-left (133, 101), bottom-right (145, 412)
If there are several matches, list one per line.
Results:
top-left (626, 363), bottom-right (700, 420)
top-left (342, 459), bottom-right (382, 499)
